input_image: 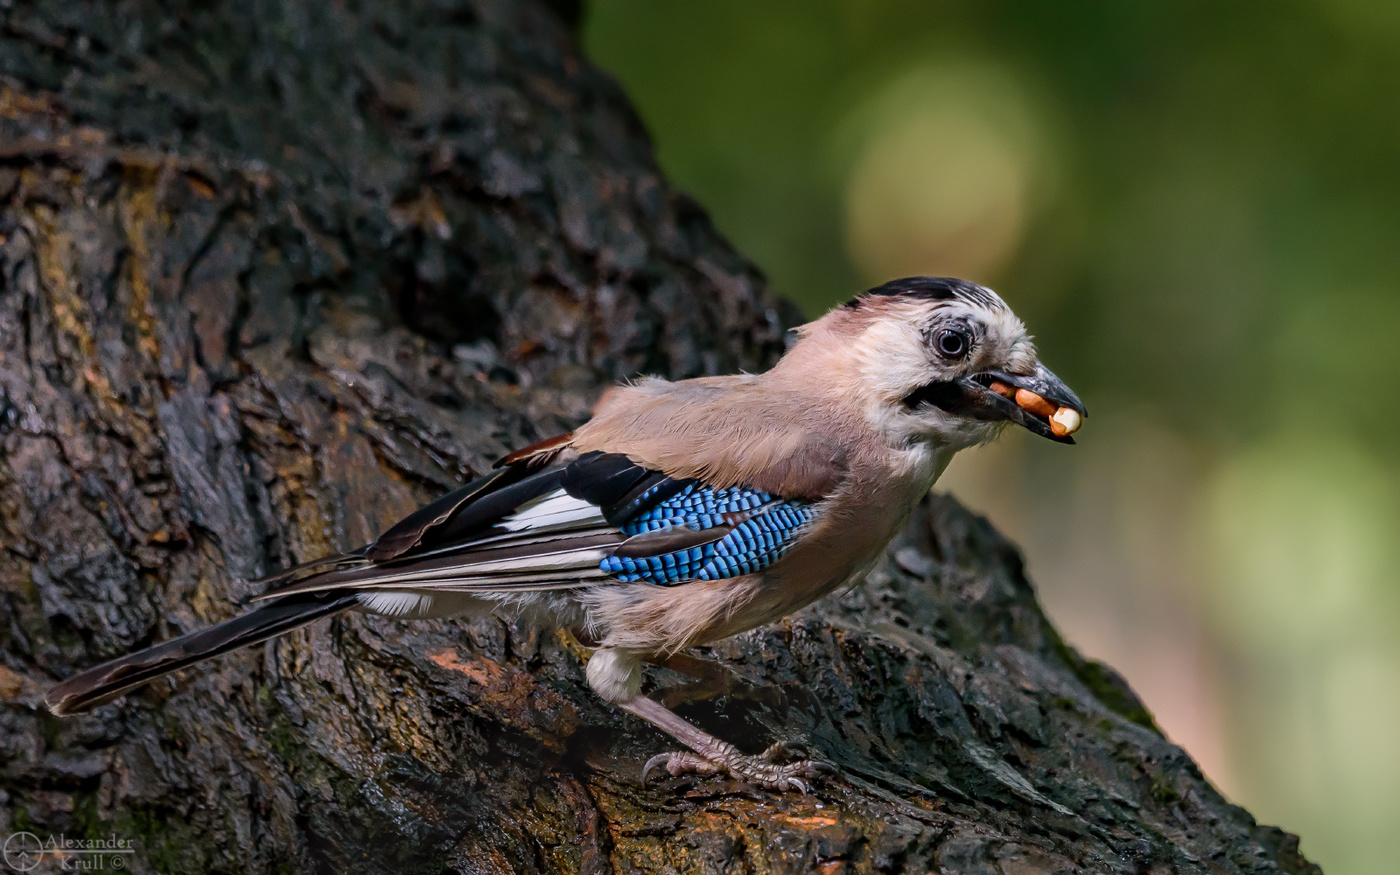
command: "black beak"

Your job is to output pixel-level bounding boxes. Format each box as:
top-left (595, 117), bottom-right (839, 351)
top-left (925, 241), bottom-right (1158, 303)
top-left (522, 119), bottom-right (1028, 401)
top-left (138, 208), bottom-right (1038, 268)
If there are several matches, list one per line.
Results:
top-left (904, 362), bottom-right (1088, 444)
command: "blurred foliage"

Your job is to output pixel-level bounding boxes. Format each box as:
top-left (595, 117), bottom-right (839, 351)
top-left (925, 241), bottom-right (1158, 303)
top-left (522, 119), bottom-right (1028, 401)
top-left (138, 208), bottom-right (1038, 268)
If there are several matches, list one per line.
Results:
top-left (584, 3), bottom-right (1400, 873)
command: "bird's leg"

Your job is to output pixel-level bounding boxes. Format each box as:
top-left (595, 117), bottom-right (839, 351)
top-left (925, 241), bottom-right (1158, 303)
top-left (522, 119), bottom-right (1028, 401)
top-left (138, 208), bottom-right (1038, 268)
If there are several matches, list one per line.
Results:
top-left (647, 652), bottom-right (787, 710)
top-left (621, 695), bottom-right (831, 792)
top-left (586, 647), bottom-right (827, 792)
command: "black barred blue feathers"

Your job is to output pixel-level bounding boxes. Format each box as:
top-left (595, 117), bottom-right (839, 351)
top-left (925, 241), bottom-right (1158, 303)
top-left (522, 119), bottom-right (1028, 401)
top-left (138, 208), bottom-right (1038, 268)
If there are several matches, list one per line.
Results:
top-left (600, 483), bottom-right (817, 585)
top-left (699, 503), bottom-right (817, 580)
top-left (621, 483), bottom-right (774, 533)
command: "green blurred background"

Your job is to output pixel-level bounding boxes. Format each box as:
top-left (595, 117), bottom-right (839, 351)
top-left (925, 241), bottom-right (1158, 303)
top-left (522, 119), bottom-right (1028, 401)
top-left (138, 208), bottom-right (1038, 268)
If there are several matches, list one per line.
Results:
top-left (583, 2), bottom-right (1400, 872)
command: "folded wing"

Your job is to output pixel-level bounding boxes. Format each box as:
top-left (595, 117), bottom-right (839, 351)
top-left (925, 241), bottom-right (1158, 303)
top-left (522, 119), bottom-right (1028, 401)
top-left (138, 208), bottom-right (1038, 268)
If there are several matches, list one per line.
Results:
top-left (257, 445), bottom-right (822, 603)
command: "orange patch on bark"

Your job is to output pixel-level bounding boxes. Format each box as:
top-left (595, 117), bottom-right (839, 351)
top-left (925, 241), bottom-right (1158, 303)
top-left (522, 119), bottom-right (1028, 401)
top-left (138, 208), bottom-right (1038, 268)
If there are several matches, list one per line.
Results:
top-left (427, 647), bottom-right (580, 750)
top-left (0, 665), bottom-right (26, 699)
top-left (429, 648), bottom-right (506, 687)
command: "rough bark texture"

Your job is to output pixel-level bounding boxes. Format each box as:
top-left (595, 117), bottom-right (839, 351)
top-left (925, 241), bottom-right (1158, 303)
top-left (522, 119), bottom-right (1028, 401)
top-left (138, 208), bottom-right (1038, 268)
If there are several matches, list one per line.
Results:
top-left (0, 2), bottom-right (1319, 873)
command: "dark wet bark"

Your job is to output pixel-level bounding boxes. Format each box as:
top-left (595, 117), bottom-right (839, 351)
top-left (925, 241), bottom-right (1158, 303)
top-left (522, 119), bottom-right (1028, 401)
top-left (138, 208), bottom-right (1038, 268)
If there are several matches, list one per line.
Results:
top-left (0, 2), bottom-right (1318, 873)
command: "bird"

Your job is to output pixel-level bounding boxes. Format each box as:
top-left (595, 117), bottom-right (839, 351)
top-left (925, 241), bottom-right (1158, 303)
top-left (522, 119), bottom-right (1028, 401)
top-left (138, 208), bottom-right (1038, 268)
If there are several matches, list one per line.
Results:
top-left (45, 276), bottom-right (1086, 792)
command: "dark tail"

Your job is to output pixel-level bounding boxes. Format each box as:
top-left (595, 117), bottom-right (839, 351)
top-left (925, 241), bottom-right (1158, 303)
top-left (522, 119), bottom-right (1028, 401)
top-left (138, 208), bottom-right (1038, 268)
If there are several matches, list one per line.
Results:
top-left (45, 592), bottom-right (359, 716)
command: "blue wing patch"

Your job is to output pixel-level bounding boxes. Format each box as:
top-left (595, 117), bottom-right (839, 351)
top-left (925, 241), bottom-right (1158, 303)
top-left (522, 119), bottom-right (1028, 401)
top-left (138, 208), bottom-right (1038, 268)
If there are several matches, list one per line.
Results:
top-left (599, 483), bottom-right (818, 585)
top-left (623, 483), bottom-right (774, 532)
top-left (697, 503), bottom-right (816, 580)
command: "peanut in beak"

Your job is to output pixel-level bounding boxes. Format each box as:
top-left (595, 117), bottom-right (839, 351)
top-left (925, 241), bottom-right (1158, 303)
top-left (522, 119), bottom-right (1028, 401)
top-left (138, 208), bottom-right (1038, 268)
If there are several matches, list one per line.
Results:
top-left (1049, 407), bottom-right (1082, 437)
top-left (997, 384), bottom-right (1083, 437)
top-left (1014, 388), bottom-right (1057, 418)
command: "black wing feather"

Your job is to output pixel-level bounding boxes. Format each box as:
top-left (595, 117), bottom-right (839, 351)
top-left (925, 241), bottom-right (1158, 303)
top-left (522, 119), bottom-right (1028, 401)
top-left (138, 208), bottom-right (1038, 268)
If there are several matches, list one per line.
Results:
top-left (412, 466), bottom-right (567, 550)
top-left (367, 466), bottom-right (524, 561)
top-left (561, 452), bottom-right (696, 526)
top-left (561, 451), bottom-right (652, 507)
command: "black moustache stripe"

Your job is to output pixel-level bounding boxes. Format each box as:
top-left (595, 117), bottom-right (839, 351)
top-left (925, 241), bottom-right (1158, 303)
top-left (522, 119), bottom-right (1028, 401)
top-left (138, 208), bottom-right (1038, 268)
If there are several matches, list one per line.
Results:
top-left (902, 380), bottom-right (964, 411)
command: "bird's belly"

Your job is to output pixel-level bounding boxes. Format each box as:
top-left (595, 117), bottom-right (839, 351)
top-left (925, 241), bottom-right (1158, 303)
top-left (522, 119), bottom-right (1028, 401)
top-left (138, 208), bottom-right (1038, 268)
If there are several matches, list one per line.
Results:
top-left (716, 549), bottom-right (882, 640)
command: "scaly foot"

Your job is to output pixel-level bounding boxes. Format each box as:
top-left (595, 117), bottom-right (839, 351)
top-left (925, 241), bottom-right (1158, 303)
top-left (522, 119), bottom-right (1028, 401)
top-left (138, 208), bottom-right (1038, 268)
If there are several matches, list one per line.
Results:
top-left (643, 740), bottom-right (832, 792)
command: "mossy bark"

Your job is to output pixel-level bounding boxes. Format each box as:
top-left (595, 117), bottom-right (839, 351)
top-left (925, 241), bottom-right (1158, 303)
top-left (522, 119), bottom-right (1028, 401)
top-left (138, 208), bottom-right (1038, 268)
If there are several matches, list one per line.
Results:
top-left (0, 2), bottom-right (1318, 873)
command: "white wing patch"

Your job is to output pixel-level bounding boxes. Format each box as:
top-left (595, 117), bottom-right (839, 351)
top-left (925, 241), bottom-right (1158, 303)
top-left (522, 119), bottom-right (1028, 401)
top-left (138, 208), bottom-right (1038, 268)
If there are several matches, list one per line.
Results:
top-left (356, 590), bottom-right (491, 619)
top-left (499, 488), bottom-right (606, 532)
top-left (358, 591), bottom-right (438, 617)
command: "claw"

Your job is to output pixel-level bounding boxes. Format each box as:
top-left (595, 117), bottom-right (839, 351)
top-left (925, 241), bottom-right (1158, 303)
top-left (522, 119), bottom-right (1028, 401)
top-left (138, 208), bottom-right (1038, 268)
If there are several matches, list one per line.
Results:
top-left (638, 745), bottom-right (832, 792)
top-left (641, 752), bottom-right (673, 784)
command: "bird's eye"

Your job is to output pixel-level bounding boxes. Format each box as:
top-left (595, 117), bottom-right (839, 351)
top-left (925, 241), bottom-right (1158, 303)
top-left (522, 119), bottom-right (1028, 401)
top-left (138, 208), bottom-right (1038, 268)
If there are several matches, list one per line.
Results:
top-left (935, 328), bottom-right (969, 359)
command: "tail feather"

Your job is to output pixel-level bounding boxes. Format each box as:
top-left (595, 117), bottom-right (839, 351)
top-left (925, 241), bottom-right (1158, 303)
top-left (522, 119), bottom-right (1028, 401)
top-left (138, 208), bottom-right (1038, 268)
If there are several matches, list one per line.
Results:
top-left (45, 592), bottom-right (358, 716)
top-left (247, 548), bottom-right (369, 587)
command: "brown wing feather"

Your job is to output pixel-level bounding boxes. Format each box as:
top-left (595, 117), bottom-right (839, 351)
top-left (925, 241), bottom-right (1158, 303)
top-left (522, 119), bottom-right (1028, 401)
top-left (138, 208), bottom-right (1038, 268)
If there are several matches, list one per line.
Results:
top-left (494, 431), bottom-right (575, 469)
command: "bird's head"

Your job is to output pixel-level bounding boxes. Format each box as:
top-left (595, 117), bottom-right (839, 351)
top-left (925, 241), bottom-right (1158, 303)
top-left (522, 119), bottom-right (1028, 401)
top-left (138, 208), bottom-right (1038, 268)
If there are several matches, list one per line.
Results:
top-left (786, 276), bottom-right (1087, 451)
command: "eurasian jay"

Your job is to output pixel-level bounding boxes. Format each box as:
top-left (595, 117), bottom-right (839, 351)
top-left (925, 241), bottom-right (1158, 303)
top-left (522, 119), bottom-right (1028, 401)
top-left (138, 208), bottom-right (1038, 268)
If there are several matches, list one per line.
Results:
top-left (46, 276), bottom-right (1086, 791)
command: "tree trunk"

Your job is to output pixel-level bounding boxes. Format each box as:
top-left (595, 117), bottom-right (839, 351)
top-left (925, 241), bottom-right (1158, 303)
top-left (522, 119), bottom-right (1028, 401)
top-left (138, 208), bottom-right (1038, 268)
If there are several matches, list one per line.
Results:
top-left (0, 2), bottom-right (1318, 873)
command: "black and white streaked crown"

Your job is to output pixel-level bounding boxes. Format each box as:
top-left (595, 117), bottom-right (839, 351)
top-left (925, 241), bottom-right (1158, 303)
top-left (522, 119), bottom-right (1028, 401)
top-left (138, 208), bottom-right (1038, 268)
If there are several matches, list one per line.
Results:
top-left (843, 276), bottom-right (1007, 312)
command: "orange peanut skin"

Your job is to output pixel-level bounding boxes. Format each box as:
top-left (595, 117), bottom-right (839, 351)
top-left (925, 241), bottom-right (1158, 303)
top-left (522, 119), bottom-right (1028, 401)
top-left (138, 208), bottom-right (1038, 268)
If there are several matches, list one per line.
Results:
top-left (1014, 388), bottom-right (1057, 418)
